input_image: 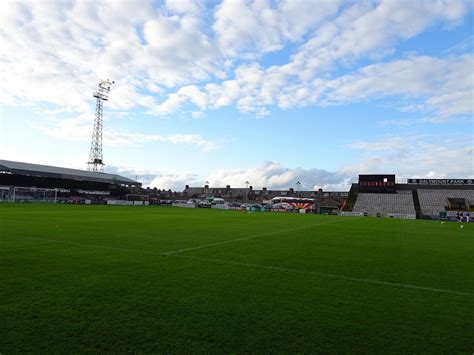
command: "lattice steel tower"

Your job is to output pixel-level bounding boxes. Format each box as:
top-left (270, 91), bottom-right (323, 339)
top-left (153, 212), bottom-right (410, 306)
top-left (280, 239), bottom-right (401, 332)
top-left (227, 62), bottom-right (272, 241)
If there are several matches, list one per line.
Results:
top-left (87, 79), bottom-right (114, 172)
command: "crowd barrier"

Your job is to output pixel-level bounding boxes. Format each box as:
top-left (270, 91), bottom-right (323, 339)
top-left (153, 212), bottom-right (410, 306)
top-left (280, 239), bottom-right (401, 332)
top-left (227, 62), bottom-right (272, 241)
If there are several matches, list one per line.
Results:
top-left (386, 213), bottom-right (416, 219)
top-left (107, 200), bottom-right (133, 206)
top-left (107, 200), bottom-right (149, 206)
top-left (211, 204), bottom-right (229, 210)
top-left (172, 202), bottom-right (196, 208)
top-left (339, 212), bottom-right (365, 217)
top-left (339, 211), bottom-right (416, 219)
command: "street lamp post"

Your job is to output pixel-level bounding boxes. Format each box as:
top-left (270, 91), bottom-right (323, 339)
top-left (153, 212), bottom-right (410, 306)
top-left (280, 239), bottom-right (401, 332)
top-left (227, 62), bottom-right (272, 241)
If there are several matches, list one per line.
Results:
top-left (205, 181), bottom-right (210, 198)
top-left (245, 181), bottom-right (249, 203)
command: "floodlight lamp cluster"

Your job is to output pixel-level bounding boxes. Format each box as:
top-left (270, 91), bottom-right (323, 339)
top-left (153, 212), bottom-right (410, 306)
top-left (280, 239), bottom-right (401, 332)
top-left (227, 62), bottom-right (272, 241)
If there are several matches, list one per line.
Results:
top-left (93, 79), bottom-right (114, 101)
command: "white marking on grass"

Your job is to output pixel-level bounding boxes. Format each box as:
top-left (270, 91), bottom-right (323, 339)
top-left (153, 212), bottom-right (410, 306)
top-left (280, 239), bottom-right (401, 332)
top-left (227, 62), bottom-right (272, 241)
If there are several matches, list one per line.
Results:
top-left (170, 254), bottom-right (474, 297)
top-left (13, 235), bottom-right (474, 297)
top-left (16, 236), bottom-right (168, 256)
top-left (162, 218), bottom-right (346, 255)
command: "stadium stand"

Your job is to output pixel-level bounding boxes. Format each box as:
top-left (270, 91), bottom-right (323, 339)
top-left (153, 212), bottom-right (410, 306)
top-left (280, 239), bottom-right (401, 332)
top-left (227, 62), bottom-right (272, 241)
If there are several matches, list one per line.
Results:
top-left (347, 175), bottom-right (474, 219)
top-left (0, 160), bottom-right (140, 203)
top-left (3, 162), bottom-right (473, 219)
top-left (352, 190), bottom-right (416, 216)
top-left (417, 189), bottom-right (474, 216)
top-left (0, 160), bottom-right (138, 186)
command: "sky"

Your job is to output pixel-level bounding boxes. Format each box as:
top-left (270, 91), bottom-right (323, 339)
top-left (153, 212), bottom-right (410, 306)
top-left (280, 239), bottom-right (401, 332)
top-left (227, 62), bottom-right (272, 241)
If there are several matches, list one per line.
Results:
top-left (0, 0), bottom-right (473, 191)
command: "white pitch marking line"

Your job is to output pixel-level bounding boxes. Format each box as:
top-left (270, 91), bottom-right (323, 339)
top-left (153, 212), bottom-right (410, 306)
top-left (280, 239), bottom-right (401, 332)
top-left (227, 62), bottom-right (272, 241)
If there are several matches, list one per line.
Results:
top-left (170, 254), bottom-right (474, 297)
top-left (16, 218), bottom-right (343, 256)
top-left (162, 218), bottom-right (346, 255)
top-left (12, 234), bottom-right (473, 297)
top-left (15, 236), bottom-right (168, 256)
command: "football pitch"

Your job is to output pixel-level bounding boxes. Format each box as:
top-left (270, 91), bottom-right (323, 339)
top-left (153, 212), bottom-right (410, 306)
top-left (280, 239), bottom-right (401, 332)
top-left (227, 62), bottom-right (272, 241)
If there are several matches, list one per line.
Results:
top-left (1, 204), bottom-right (473, 352)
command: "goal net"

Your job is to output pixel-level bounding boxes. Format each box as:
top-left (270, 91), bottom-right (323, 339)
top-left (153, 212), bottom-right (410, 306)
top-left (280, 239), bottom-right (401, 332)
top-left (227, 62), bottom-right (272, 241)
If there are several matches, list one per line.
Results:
top-left (0, 186), bottom-right (10, 202)
top-left (11, 186), bottom-right (58, 203)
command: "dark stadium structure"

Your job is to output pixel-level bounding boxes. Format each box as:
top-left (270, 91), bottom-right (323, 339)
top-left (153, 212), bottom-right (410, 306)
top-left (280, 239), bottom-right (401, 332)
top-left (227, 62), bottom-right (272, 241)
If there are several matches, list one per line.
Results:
top-left (358, 174), bottom-right (396, 193)
top-left (0, 160), bottom-right (140, 202)
top-left (343, 174), bottom-right (474, 220)
top-left (1, 160), bottom-right (472, 220)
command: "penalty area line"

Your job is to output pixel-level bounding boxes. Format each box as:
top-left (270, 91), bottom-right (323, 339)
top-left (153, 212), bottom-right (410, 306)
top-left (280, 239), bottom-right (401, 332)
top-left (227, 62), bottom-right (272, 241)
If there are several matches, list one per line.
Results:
top-left (162, 218), bottom-right (346, 255)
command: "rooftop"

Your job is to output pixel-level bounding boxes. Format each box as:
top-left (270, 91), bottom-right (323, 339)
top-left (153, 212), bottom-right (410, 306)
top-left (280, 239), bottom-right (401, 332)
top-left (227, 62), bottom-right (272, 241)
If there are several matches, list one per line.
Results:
top-left (0, 160), bottom-right (140, 186)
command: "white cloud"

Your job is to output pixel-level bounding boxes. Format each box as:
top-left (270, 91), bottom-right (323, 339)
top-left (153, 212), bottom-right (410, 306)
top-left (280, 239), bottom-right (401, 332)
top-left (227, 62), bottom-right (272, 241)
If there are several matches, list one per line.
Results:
top-left (213, 0), bottom-right (282, 57)
top-left (0, 0), bottom-right (220, 115)
top-left (0, 0), bottom-right (472, 196)
top-left (342, 145), bottom-right (474, 180)
top-left (142, 15), bottom-right (220, 87)
top-left (207, 162), bottom-right (351, 191)
top-left (291, 0), bottom-right (471, 76)
top-left (347, 137), bottom-right (409, 152)
top-left (0, 0), bottom-right (471, 122)
top-left (30, 115), bottom-right (218, 152)
top-left (137, 133), bottom-right (473, 191)
top-left (213, 0), bottom-right (342, 58)
top-left (147, 1), bottom-right (472, 118)
top-left (344, 134), bottom-right (474, 178)
top-left (191, 111), bottom-right (204, 119)
top-left (0, 1), bottom-right (149, 112)
top-left (165, 0), bottom-right (202, 16)
top-left (137, 161), bottom-right (352, 191)
top-left (423, 90), bottom-right (473, 118)
top-left (154, 53), bottom-right (474, 119)
top-left (102, 164), bottom-right (204, 190)
top-left (149, 171), bottom-right (203, 191)
top-left (106, 132), bottom-right (218, 152)
top-left (322, 55), bottom-right (474, 119)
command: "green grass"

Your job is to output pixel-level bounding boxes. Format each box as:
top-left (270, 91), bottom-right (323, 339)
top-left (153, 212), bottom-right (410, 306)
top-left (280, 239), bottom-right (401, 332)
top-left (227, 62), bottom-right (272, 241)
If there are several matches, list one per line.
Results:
top-left (1, 204), bottom-right (473, 352)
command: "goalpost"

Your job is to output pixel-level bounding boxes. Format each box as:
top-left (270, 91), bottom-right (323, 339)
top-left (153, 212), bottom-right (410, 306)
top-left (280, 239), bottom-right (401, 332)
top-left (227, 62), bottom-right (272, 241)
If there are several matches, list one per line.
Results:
top-left (11, 186), bottom-right (58, 203)
top-left (0, 186), bottom-right (10, 202)
top-left (125, 194), bottom-right (150, 206)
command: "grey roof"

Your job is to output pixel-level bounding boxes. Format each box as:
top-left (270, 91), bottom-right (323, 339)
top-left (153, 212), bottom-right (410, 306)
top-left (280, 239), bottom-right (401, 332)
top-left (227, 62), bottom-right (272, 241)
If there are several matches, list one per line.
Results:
top-left (0, 160), bottom-right (140, 186)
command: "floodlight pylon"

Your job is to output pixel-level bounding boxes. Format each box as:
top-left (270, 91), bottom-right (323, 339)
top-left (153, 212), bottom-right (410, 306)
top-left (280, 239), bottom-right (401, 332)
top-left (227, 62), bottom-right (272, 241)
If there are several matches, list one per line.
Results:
top-left (87, 79), bottom-right (114, 172)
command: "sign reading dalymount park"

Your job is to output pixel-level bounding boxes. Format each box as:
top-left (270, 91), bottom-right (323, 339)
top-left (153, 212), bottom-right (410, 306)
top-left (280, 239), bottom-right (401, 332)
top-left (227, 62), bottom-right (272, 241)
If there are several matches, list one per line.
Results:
top-left (407, 179), bottom-right (473, 185)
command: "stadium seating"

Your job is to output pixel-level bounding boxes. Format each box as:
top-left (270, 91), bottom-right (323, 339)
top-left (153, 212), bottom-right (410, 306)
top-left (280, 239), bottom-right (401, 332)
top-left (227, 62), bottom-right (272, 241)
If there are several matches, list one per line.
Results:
top-left (417, 189), bottom-right (474, 216)
top-left (353, 191), bottom-right (415, 215)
